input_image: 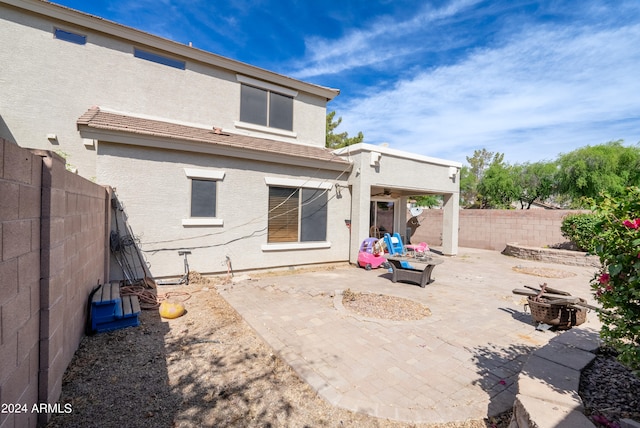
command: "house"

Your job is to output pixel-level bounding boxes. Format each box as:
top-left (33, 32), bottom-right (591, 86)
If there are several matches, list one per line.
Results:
top-left (0, 0), bottom-right (460, 279)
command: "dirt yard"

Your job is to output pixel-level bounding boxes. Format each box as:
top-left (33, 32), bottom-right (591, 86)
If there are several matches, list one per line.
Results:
top-left (47, 274), bottom-right (511, 428)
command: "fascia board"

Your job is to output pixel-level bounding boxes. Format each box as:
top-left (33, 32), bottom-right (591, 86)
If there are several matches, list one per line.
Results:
top-left (334, 143), bottom-right (462, 169)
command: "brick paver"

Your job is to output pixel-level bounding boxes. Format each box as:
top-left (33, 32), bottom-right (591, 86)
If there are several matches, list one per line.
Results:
top-left (219, 247), bottom-right (601, 424)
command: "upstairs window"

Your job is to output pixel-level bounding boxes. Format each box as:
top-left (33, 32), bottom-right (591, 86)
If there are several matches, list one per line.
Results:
top-left (240, 84), bottom-right (293, 131)
top-left (237, 75), bottom-right (297, 132)
top-left (54, 28), bottom-right (86, 45)
top-left (134, 48), bottom-right (186, 70)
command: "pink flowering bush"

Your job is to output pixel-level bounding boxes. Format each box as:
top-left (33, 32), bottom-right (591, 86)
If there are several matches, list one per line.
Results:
top-left (622, 218), bottom-right (640, 229)
top-left (590, 187), bottom-right (640, 372)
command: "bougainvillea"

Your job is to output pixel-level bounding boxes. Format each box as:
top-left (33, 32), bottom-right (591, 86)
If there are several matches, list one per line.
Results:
top-left (590, 187), bottom-right (640, 373)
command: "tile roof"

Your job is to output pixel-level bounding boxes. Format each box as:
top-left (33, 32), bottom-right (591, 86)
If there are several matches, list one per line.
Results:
top-left (77, 107), bottom-right (350, 166)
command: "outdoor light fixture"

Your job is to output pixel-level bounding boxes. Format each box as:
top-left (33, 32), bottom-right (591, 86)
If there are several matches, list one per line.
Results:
top-left (335, 183), bottom-right (348, 197)
top-left (370, 151), bottom-right (381, 166)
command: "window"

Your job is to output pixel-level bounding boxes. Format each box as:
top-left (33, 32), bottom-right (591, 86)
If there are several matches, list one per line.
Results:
top-left (182, 168), bottom-right (224, 227)
top-left (134, 48), bottom-right (186, 70)
top-left (240, 84), bottom-right (293, 131)
top-left (240, 85), bottom-right (268, 126)
top-left (191, 179), bottom-right (216, 217)
top-left (54, 28), bottom-right (86, 45)
top-left (267, 187), bottom-right (327, 243)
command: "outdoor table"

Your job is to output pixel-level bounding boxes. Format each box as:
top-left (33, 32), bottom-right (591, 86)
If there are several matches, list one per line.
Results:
top-left (386, 255), bottom-right (444, 288)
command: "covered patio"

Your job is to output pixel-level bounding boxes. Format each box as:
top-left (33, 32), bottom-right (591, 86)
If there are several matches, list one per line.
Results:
top-left (334, 143), bottom-right (461, 263)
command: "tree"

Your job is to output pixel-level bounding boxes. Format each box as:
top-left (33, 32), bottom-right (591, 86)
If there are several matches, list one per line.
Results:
top-left (412, 195), bottom-right (442, 208)
top-left (556, 141), bottom-right (640, 206)
top-left (477, 160), bottom-right (517, 208)
top-left (512, 161), bottom-right (557, 209)
top-left (462, 149), bottom-right (505, 208)
top-left (325, 111), bottom-right (364, 149)
top-left (459, 166), bottom-right (475, 207)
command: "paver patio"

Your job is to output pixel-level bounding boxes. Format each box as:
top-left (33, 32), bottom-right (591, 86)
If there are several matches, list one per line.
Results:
top-left (218, 247), bottom-right (601, 424)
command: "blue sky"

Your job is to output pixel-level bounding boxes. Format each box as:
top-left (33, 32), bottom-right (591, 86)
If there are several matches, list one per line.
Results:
top-left (53, 0), bottom-right (640, 165)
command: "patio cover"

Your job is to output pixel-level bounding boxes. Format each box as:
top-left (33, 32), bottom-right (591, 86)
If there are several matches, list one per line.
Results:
top-left (334, 143), bottom-right (461, 262)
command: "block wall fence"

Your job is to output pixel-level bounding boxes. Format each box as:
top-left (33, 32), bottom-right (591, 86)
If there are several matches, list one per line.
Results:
top-left (411, 208), bottom-right (583, 251)
top-left (0, 139), bottom-right (109, 428)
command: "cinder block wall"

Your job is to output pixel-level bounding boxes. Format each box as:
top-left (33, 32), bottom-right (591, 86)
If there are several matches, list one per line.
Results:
top-left (0, 140), bottom-right (109, 428)
top-left (411, 209), bottom-right (582, 251)
top-left (0, 139), bottom-right (42, 428)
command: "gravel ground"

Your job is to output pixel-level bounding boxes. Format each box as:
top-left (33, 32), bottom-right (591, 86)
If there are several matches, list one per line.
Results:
top-left (341, 289), bottom-right (432, 321)
top-left (579, 348), bottom-right (640, 427)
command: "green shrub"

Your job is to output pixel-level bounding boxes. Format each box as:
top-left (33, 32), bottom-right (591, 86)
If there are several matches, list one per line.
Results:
top-left (560, 213), bottom-right (602, 252)
top-left (590, 187), bottom-right (640, 374)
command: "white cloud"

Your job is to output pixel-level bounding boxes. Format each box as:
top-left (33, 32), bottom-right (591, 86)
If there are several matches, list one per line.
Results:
top-left (333, 21), bottom-right (640, 164)
top-left (289, 0), bottom-right (482, 79)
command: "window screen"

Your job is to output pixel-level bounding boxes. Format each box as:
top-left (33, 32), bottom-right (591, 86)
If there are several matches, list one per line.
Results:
top-left (269, 92), bottom-right (293, 131)
top-left (54, 28), bottom-right (86, 45)
top-left (300, 188), bottom-right (327, 241)
top-left (134, 48), bottom-right (186, 70)
top-left (240, 84), bottom-right (294, 130)
top-left (191, 179), bottom-right (216, 217)
top-left (240, 85), bottom-right (268, 126)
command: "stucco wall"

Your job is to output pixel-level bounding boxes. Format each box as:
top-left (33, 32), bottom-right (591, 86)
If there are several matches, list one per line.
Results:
top-left (355, 151), bottom-right (460, 195)
top-left (0, 4), bottom-right (327, 179)
top-left (0, 139), bottom-right (109, 427)
top-left (410, 209), bottom-right (580, 251)
top-left (98, 142), bottom-right (351, 278)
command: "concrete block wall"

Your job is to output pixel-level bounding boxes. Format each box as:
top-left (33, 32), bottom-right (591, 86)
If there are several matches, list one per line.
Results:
top-left (0, 140), bottom-right (109, 428)
top-left (411, 209), bottom-right (583, 251)
top-left (37, 150), bottom-right (109, 425)
top-left (0, 139), bottom-right (42, 428)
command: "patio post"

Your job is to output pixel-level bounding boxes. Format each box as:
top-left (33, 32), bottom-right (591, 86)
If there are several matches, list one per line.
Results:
top-left (441, 192), bottom-right (459, 255)
top-left (349, 177), bottom-right (370, 264)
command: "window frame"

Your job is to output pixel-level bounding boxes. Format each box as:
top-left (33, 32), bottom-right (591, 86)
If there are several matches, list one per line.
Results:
top-left (182, 168), bottom-right (225, 227)
top-left (236, 75), bottom-right (297, 134)
top-left (54, 28), bottom-right (87, 45)
top-left (133, 48), bottom-right (186, 70)
top-left (190, 179), bottom-right (217, 218)
top-left (262, 177), bottom-right (332, 251)
top-left (267, 186), bottom-right (300, 243)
